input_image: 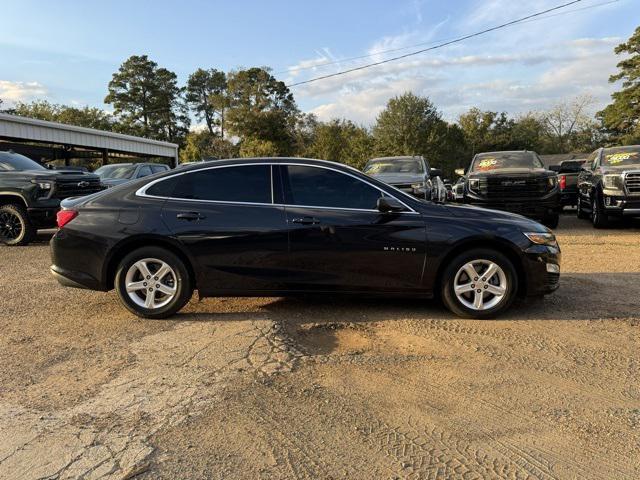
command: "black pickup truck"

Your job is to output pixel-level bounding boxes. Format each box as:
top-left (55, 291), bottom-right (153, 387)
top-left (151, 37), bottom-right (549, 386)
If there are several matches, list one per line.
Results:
top-left (457, 150), bottom-right (561, 228)
top-left (0, 150), bottom-right (103, 245)
top-left (550, 159), bottom-right (584, 208)
top-left (577, 145), bottom-right (640, 228)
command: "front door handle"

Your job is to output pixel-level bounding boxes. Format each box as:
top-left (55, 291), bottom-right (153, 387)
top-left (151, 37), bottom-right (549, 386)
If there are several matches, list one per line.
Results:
top-left (176, 212), bottom-right (205, 221)
top-left (292, 216), bottom-right (320, 225)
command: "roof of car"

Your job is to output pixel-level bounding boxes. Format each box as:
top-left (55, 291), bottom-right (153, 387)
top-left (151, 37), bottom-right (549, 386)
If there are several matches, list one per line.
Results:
top-left (366, 156), bottom-right (423, 161)
top-left (175, 157), bottom-right (362, 173)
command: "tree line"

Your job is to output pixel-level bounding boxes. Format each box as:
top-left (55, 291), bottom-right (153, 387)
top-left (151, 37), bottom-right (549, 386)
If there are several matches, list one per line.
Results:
top-left (1, 26), bottom-right (638, 177)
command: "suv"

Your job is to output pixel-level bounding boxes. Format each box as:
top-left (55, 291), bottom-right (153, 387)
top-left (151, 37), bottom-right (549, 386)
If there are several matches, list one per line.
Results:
top-left (94, 162), bottom-right (170, 188)
top-left (577, 146), bottom-right (640, 227)
top-left (363, 156), bottom-right (441, 200)
top-left (457, 151), bottom-right (560, 228)
top-left (0, 150), bottom-right (103, 246)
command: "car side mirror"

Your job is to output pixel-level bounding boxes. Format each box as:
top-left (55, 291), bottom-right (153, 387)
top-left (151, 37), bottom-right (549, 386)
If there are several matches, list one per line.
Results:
top-left (430, 168), bottom-right (443, 178)
top-left (377, 196), bottom-right (405, 213)
top-left (454, 168), bottom-right (465, 176)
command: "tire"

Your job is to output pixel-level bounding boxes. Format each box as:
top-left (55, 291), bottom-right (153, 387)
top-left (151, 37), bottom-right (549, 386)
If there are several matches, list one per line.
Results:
top-left (576, 196), bottom-right (589, 219)
top-left (441, 248), bottom-right (518, 319)
top-left (542, 213), bottom-right (559, 229)
top-left (591, 193), bottom-right (609, 229)
top-left (115, 246), bottom-right (193, 319)
top-left (0, 203), bottom-right (36, 246)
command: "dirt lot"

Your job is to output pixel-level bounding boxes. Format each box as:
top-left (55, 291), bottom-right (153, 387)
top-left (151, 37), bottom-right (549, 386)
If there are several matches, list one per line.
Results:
top-left (0, 214), bottom-right (639, 479)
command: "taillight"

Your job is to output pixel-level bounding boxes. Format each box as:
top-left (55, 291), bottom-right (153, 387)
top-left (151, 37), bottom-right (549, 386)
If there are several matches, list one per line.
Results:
top-left (559, 175), bottom-right (566, 191)
top-left (57, 209), bottom-right (78, 228)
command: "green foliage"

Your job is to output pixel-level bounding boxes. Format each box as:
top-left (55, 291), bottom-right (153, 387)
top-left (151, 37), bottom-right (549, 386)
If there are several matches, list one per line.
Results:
top-left (226, 67), bottom-right (299, 155)
top-left (239, 137), bottom-right (280, 157)
top-left (185, 68), bottom-right (228, 135)
top-left (304, 119), bottom-right (374, 170)
top-left (10, 100), bottom-right (115, 131)
top-left (105, 55), bottom-right (189, 143)
top-left (180, 130), bottom-right (238, 162)
top-left (598, 26), bottom-right (640, 144)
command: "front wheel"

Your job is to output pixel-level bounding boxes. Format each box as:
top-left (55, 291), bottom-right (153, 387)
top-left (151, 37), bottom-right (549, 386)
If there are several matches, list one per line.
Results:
top-left (115, 246), bottom-right (193, 319)
top-left (0, 203), bottom-right (36, 246)
top-left (591, 194), bottom-right (609, 229)
top-left (441, 249), bottom-right (518, 319)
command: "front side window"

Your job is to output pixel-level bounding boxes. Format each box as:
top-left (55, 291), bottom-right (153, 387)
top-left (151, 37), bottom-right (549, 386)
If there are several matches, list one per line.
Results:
top-left (152, 165), bottom-right (271, 204)
top-left (138, 166), bottom-right (153, 178)
top-left (284, 165), bottom-right (382, 210)
top-left (151, 165), bottom-right (168, 174)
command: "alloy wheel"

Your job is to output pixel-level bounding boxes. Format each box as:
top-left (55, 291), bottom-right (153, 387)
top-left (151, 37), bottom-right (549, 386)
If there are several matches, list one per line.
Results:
top-left (453, 260), bottom-right (507, 311)
top-left (125, 258), bottom-right (178, 309)
top-left (0, 210), bottom-right (23, 242)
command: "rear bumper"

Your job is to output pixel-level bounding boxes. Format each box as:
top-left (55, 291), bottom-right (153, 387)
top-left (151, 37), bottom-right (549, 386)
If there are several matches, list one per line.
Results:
top-left (560, 190), bottom-right (578, 206)
top-left (50, 265), bottom-right (99, 290)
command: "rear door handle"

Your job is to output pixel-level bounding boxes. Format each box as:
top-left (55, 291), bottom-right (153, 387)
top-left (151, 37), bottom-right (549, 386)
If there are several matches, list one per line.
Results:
top-left (176, 212), bottom-right (205, 221)
top-left (292, 216), bottom-right (320, 225)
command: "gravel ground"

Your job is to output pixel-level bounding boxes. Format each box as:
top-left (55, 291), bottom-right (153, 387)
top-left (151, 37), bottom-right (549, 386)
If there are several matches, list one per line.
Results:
top-left (0, 214), bottom-right (639, 479)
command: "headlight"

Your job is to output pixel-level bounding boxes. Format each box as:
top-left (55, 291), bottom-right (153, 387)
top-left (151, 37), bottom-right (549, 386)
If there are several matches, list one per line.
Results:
top-left (467, 179), bottom-right (479, 192)
top-left (411, 181), bottom-right (426, 190)
top-left (31, 180), bottom-right (52, 190)
top-left (524, 232), bottom-right (557, 247)
top-left (603, 174), bottom-right (623, 190)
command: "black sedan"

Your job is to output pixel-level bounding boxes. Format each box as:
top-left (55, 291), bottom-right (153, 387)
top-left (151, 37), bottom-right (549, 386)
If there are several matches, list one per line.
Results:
top-left (50, 158), bottom-right (560, 319)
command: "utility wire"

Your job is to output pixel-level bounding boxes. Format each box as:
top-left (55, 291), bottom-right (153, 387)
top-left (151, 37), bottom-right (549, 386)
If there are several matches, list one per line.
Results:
top-left (279, 0), bottom-right (617, 77)
top-left (286, 0), bottom-right (590, 88)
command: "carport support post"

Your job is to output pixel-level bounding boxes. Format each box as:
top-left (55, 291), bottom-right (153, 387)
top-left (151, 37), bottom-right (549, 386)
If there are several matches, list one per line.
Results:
top-left (101, 149), bottom-right (109, 166)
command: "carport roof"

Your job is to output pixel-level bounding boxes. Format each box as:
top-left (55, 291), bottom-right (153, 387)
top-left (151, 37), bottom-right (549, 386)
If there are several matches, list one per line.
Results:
top-left (0, 113), bottom-right (178, 160)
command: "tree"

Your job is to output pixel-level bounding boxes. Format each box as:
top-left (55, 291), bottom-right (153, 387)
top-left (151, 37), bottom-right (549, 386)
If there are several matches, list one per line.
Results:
top-left (305, 119), bottom-right (374, 169)
top-left (10, 100), bottom-right (115, 131)
top-left (373, 93), bottom-right (444, 158)
top-left (226, 67), bottom-right (298, 155)
top-left (598, 26), bottom-right (640, 144)
top-left (185, 68), bottom-right (228, 136)
top-left (105, 55), bottom-right (189, 142)
top-left (180, 130), bottom-right (238, 162)
top-left (540, 95), bottom-right (594, 153)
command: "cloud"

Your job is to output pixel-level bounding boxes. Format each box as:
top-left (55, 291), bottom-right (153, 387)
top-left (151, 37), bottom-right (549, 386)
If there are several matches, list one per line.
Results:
top-left (0, 80), bottom-right (47, 104)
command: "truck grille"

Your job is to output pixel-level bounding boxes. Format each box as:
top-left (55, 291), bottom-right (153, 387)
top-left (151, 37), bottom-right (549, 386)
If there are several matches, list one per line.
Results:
top-left (625, 172), bottom-right (640, 195)
top-left (53, 180), bottom-right (103, 199)
top-left (477, 177), bottom-right (550, 199)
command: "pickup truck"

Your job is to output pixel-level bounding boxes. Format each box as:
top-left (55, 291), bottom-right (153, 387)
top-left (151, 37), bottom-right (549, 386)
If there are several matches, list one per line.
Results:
top-left (0, 150), bottom-right (103, 245)
top-left (550, 159), bottom-right (585, 208)
top-left (577, 145), bottom-right (640, 228)
top-left (457, 150), bottom-right (561, 228)
top-left (363, 156), bottom-right (442, 201)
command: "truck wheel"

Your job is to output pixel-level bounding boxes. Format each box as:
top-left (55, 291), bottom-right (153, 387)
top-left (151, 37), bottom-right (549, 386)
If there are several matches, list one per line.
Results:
top-left (542, 214), bottom-right (559, 229)
top-left (441, 248), bottom-right (518, 319)
top-left (591, 195), bottom-right (609, 229)
top-left (0, 203), bottom-right (36, 246)
top-left (576, 197), bottom-right (589, 219)
top-left (115, 246), bottom-right (193, 319)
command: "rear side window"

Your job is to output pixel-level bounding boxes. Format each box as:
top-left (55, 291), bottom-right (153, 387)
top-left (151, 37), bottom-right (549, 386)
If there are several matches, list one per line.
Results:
top-left (151, 165), bottom-right (168, 174)
top-left (150, 165), bottom-right (272, 204)
top-left (284, 165), bottom-right (381, 210)
top-left (138, 166), bottom-right (153, 177)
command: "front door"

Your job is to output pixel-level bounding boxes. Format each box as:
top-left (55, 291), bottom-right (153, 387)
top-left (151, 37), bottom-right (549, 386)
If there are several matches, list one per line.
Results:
top-left (278, 164), bottom-right (426, 293)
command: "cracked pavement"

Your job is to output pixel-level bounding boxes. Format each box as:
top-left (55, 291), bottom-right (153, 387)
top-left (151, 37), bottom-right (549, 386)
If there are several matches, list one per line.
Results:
top-left (0, 215), bottom-right (639, 479)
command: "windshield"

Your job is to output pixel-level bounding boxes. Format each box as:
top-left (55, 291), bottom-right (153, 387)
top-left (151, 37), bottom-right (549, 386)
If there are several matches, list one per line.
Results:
top-left (94, 165), bottom-right (136, 179)
top-left (364, 158), bottom-right (424, 174)
top-left (0, 151), bottom-right (46, 171)
top-left (470, 152), bottom-right (543, 172)
top-left (601, 147), bottom-right (640, 167)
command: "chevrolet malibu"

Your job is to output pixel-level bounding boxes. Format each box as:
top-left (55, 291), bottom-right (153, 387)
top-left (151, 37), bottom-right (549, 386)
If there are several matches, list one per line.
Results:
top-left (50, 158), bottom-right (560, 319)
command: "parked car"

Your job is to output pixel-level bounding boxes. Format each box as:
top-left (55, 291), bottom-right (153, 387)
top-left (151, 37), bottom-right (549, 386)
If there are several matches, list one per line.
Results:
top-left (363, 156), bottom-right (441, 200)
top-left (94, 163), bottom-right (170, 187)
top-left (452, 177), bottom-right (465, 202)
top-left (50, 158), bottom-right (560, 320)
top-left (0, 150), bottom-right (103, 246)
top-left (457, 151), bottom-right (561, 228)
top-left (549, 159), bottom-right (584, 208)
top-left (577, 145), bottom-right (640, 227)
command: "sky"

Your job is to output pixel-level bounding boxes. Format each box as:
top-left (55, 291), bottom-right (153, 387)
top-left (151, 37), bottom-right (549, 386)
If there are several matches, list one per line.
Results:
top-left (0, 0), bottom-right (637, 126)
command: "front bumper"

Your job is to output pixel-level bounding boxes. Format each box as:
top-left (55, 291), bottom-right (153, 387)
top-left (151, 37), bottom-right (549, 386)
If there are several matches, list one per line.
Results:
top-left (601, 192), bottom-right (640, 216)
top-left (465, 193), bottom-right (560, 220)
top-left (522, 244), bottom-right (561, 296)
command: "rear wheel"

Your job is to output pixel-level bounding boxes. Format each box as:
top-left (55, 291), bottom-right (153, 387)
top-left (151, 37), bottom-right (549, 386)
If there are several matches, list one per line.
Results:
top-left (0, 203), bottom-right (36, 246)
top-left (115, 246), bottom-right (193, 319)
top-left (441, 249), bottom-right (518, 319)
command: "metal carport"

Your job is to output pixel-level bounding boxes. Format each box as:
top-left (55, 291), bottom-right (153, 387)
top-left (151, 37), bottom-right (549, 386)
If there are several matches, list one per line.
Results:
top-left (0, 113), bottom-right (179, 167)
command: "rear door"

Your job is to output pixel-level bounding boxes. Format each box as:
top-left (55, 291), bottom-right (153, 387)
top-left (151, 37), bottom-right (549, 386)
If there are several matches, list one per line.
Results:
top-left (278, 164), bottom-right (426, 293)
top-left (150, 164), bottom-right (289, 294)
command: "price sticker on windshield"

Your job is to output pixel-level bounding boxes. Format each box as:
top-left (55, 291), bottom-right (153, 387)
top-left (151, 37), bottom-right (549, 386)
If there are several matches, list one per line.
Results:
top-left (477, 158), bottom-right (498, 170)
top-left (606, 152), bottom-right (633, 164)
